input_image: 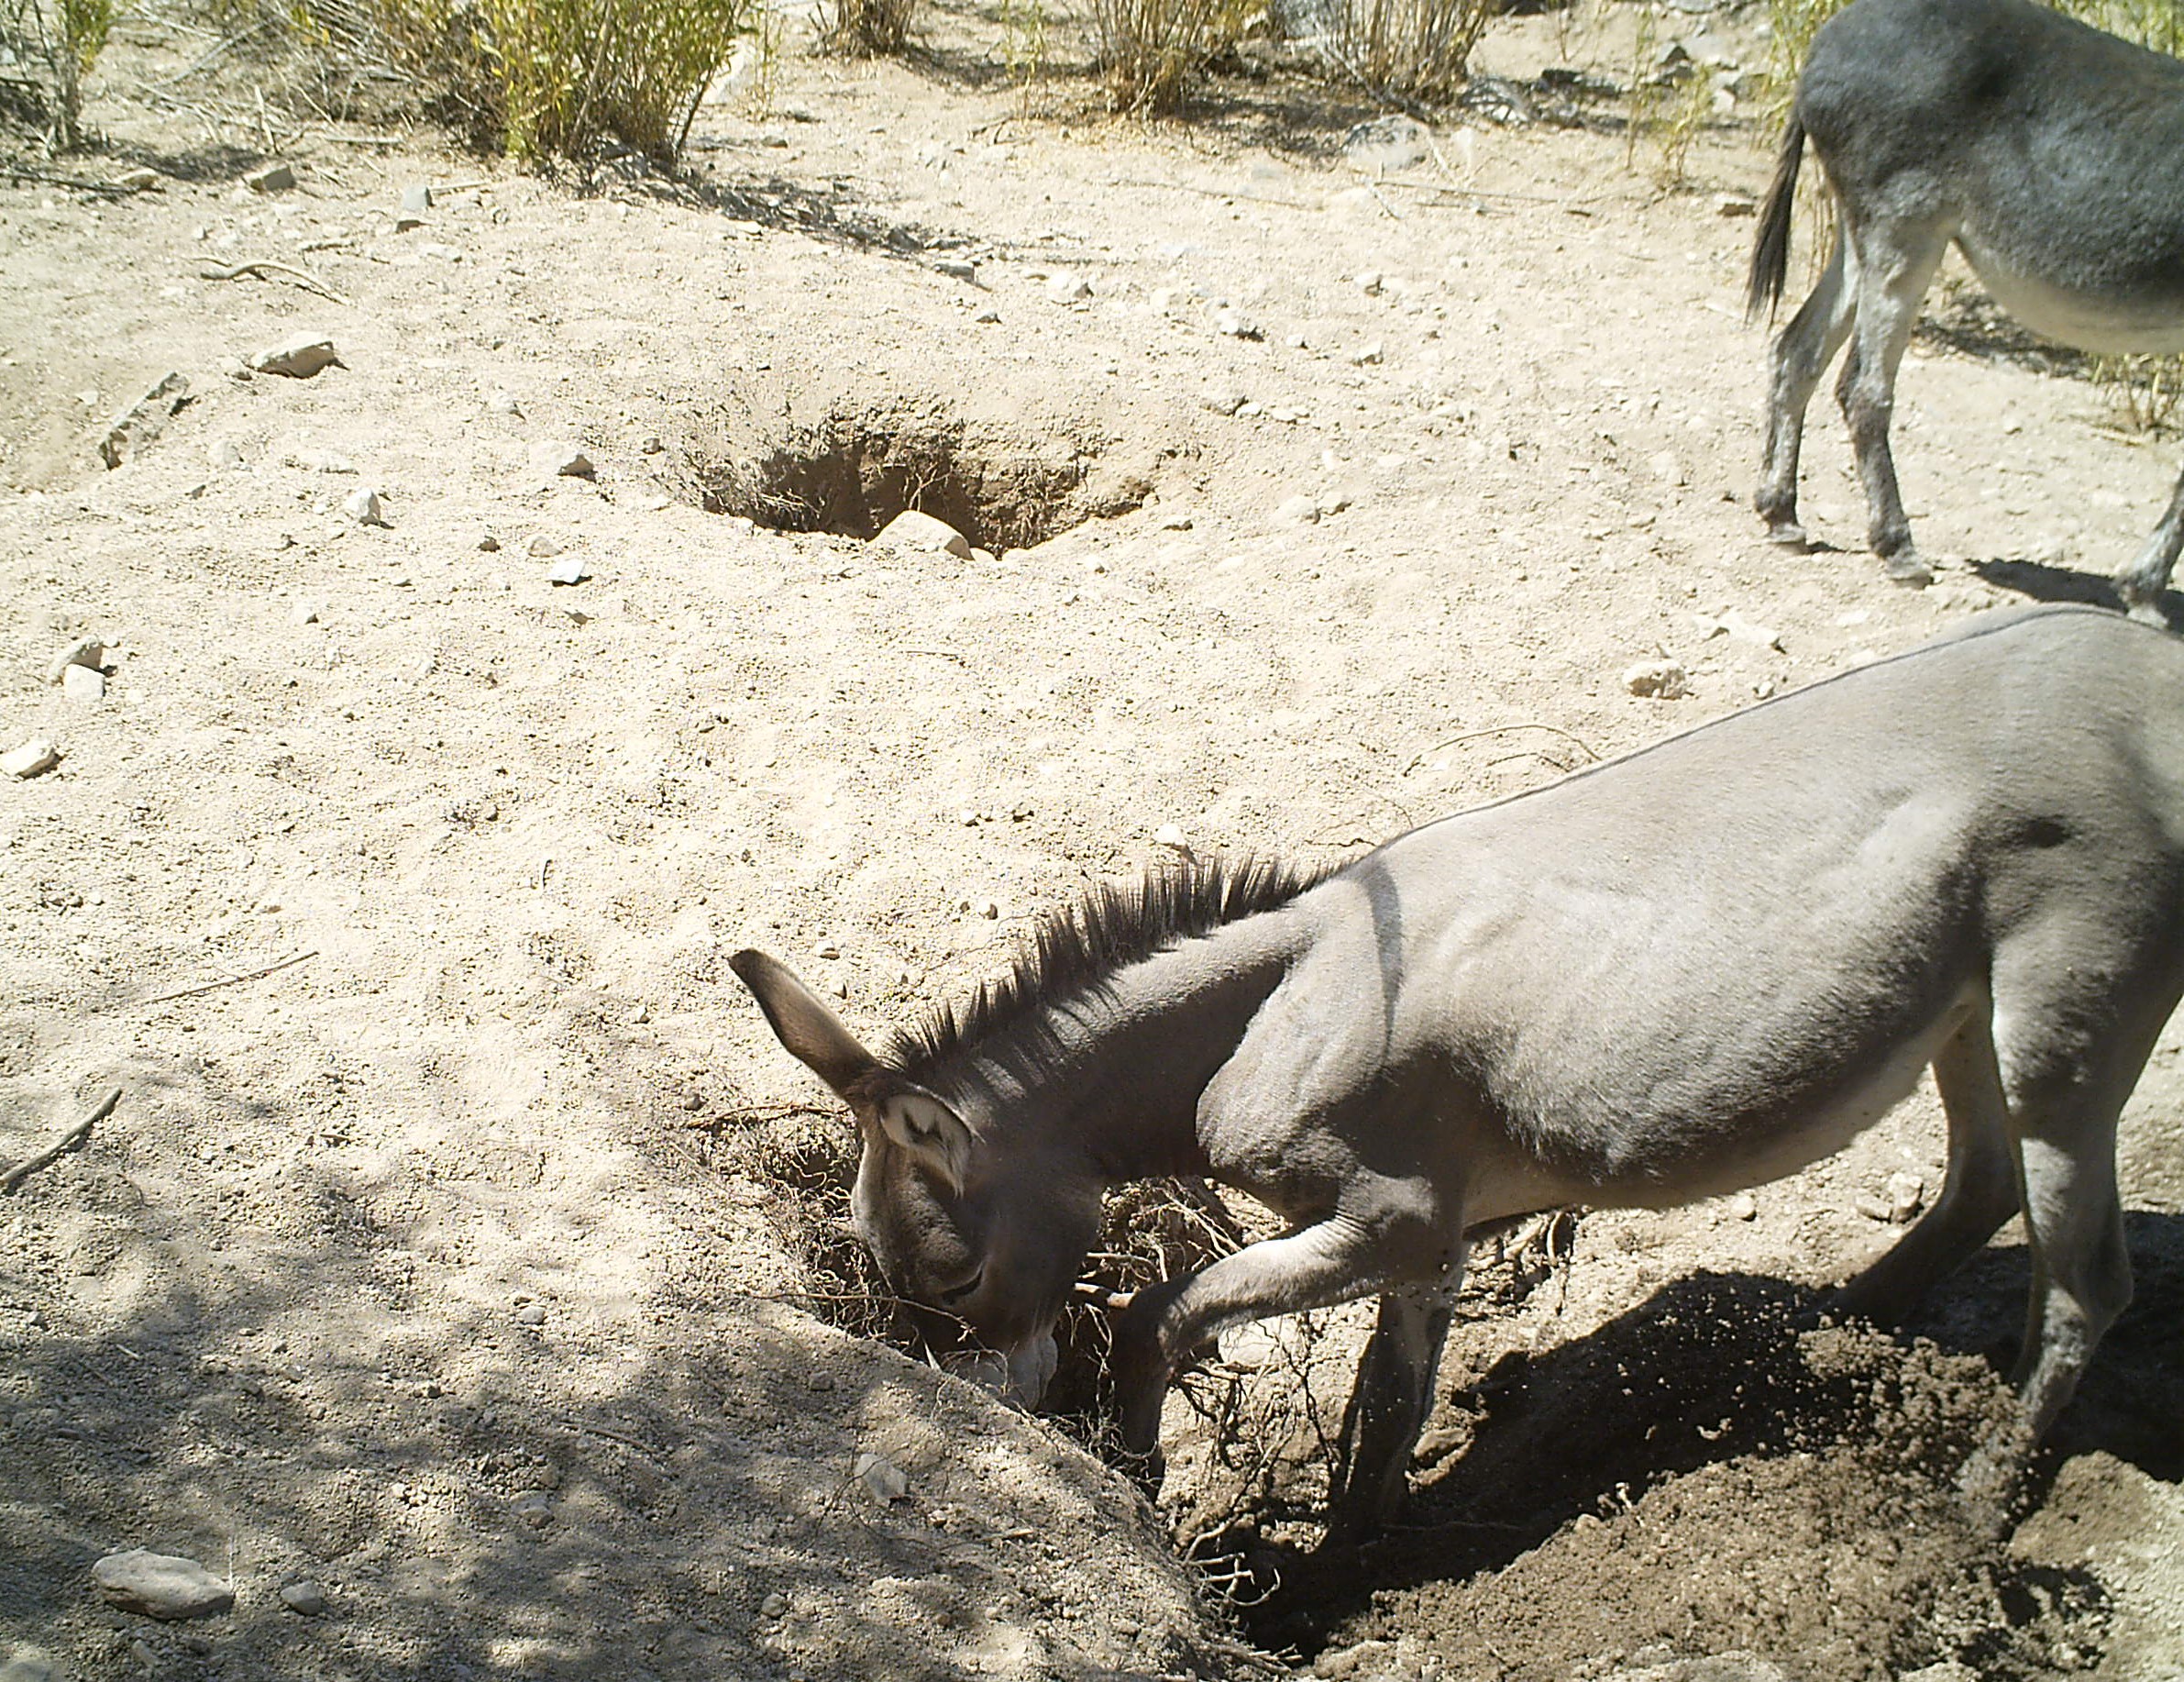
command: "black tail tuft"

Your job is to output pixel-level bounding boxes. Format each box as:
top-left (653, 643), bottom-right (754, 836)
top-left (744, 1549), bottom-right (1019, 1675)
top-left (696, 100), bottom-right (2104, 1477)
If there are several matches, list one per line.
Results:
top-left (1746, 114), bottom-right (1806, 325)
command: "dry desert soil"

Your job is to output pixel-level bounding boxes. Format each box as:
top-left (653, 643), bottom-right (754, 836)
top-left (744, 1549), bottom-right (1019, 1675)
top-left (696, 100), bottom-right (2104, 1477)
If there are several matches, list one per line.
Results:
top-left (3, 3), bottom-right (2182, 1679)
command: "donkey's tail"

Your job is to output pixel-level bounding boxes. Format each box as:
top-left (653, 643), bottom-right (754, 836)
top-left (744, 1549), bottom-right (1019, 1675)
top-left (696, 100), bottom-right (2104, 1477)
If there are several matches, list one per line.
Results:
top-left (1746, 113), bottom-right (1806, 324)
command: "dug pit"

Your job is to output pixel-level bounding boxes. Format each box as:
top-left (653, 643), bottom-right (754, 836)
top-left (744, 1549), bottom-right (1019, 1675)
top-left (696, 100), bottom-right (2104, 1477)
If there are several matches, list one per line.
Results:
top-left (681, 397), bottom-right (1153, 552)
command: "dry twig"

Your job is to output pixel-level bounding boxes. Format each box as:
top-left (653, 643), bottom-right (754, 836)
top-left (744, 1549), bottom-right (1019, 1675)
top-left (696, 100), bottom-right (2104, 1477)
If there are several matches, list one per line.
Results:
top-left (136, 948), bottom-right (317, 1008)
top-left (197, 259), bottom-right (353, 306)
top-left (2, 1088), bottom-right (122, 1195)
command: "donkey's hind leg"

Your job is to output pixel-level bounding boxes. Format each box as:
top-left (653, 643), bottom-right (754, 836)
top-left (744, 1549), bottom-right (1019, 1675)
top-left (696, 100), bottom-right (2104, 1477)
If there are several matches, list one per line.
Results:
top-left (2005, 1101), bottom-right (2134, 1437)
top-left (2114, 460), bottom-right (2184, 626)
top-left (1837, 1009), bottom-right (2020, 1325)
top-left (1757, 228), bottom-right (1856, 548)
top-left (1329, 1277), bottom-right (1462, 1540)
top-left (1835, 212), bottom-right (1951, 584)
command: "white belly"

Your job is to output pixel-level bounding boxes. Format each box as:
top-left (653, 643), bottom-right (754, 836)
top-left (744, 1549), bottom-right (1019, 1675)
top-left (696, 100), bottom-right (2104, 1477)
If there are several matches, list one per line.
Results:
top-left (1960, 246), bottom-right (2184, 356)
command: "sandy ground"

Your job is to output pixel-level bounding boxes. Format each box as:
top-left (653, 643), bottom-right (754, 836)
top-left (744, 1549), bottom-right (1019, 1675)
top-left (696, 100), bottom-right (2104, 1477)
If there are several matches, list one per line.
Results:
top-left (3, 2), bottom-right (2181, 1678)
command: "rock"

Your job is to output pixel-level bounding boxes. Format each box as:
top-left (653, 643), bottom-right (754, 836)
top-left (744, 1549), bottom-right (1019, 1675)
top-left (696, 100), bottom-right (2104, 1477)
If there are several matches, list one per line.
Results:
top-left (759, 1591), bottom-right (789, 1620)
top-left (1854, 1191), bottom-right (1894, 1223)
top-left (278, 1581), bottom-right (326, 1616)
top-left (1350, 342), bottom-right (1384, 366)
top-left (527, 534), bottom-right (563, 559)
top-left (545, 557), bottom-right (589, 586)
top-left (1887, 1171), bottom-right (1925, 1223)
top-left (208, 438), bottom-right (244, 470)
top-left (1214, 307), bottom-right (1263, 339)
top-left (973, 306), bottom-right (1001, 325)
top-left (1729, 1192), bottom-right (1758, 1222)
top-left (291, 600), bottom-right (321, 625)
top-left (1045, 273), bottom-right (1092, 304)
top-left (250, 334), bottom-right (341, 379)
top-left (245, 161), bottom-right (296, 193)
top-left (1200, 391), bottom-right (1247, 415)
top-left (341, 487), bottom-right (387, 526)
top-left (876, 508), bottom-right (973, 559)
top-left (1314, 1638), bottom-right (1395, 1679)
top-left (513, 1491), bottom-right (554, 1529)
top-left (532, 442), bottom-right (595, 479)
top-left (1343, 114), bottom-right (1432, 174)
top-left (1624, 659), bottom-right (1693, 700)
top-left (395, 183), bottom-right (430, 230)
top-left (46, 637), bottom-right (105, 684)
top-left (1355, 270), bottom-right (1384, 296)
top-left (1715, 193), bottom-right (1758, 217)
top-left (99, 371), bottom-right (190, 468)
top-left (1153, 824), bottom-right (1190, 854)
top-left (1702, 609), bottom-right (1785, 652)
top-left (62, 665), bottom-right (105, 703)
top-left (290, 448), bottom-right (358, 474)
top-left (854, 1451), bottom-right (910, 1503)
top-left (935, 258), bottom-right (978, 282)
top-left (111, 167), bottom-right (160, 192)
top-left (1273, 494), bottom-right (1320, 526)
top-left (2, 740), bottom-right (60, 780)
top-left (91, 1549), bottom-right (235, 1621)
top-left (1605, 1655), bottom-right (1792, 1682)
top-left (487, 391), bottom-right (522, 416)
top-left (976, 900), bottom-right (999, 920)
top-left (813, 938), bottom-right (841, 959)
top-left (514, 1301), bottom-right (547, 1326)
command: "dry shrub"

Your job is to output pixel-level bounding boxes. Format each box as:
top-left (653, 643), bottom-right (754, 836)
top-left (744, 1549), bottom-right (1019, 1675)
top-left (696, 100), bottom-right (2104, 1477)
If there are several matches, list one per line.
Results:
top-left (2, 0), bottom-right (117, 148)
top-left (1320, 0), bottom-right (1493, 106)
top-left (822, 0), bottom-right (915, 57)
top-left (1090, 0), bottom-right (1252, 115)
top-left (311, 0), bottom-right (746, 160)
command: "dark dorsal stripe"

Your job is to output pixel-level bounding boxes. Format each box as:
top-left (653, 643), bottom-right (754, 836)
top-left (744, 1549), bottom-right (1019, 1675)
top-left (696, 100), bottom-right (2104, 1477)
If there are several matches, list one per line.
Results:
top-left (887, 855), bottom-right (1330, 1078)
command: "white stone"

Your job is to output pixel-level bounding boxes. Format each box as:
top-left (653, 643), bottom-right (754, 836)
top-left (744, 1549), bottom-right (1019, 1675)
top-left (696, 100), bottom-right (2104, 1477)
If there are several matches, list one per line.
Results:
top-left (876, 508), bottom-right (972, 559)
top-left (1214, 308), bottom-right (1262, 339)
top-left (1355, 270), bottom-right (1384, 296)
top-left (854, 1451), bottom-right (909, 1503)
top-left (343, 488), bottom-right (388, 526)
top-left (99, 371), bottom-right (190, 468)
top-left (527, 534), bottom-right (563, 559)
top-left (291, 600), bottom-right (321, 625)
top-left (1273, 494), bottom-right (1320, 526)
top-left (1887, 1171), bottom-right (1925, 1223)
top-left (61, 665), bottom-right (104, 703)
top-left (1045, 274), bottom-right (1091, 304)
top-left (92, 1549), bottom-right (235, 1620)
top-left (46, 637), bottom-right (105, 684)
top-left (545, 557), bottom-right (589, 586)
top-left (813, 938), bottom-right (841, 959)
top-left (533, 442), bottom-right (594, 479)
top-left (1624, 659), bottom-right (1693, 700)
top-left (208, 439), bottom-right (245, 470)
top-left (250, 334), bottom-right (341, 379)
top-left (1, 739), bottom-right (60, 780)
top-left (1729, 1193), bottom-right (1758, 1222)
top-left (1153, 824), bottom-right (1190, 853)
top-left (1351, 342), bottom-right (1384, 366)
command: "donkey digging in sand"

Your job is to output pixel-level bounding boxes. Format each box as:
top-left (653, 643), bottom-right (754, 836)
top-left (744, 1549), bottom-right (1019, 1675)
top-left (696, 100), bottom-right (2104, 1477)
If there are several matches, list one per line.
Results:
top-left (1750, 0), bottom-right (2184, 614)
top-left (735, 606), bottom-right (2184, 1534)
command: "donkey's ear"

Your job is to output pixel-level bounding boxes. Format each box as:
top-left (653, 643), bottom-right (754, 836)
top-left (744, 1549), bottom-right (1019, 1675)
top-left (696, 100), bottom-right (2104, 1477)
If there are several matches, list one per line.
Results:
top-left (729, 948), bottom-right (881, 1096)
top-left (872, 1083), bottom-right (975, 1193)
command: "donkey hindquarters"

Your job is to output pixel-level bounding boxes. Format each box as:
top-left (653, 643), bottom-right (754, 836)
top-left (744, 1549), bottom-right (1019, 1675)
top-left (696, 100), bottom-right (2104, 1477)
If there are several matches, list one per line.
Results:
top-left (1749, 0), bottom-right (2184, 610)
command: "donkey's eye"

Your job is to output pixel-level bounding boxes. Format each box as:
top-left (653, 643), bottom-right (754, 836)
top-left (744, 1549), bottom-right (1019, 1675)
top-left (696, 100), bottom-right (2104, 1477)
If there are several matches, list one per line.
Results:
top-left (934, 1269), bottom-right (984, 1308)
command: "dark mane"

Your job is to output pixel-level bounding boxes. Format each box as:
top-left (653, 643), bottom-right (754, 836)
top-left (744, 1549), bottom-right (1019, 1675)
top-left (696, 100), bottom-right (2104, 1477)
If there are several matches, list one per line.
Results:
top-left (887, 855), bottom-right (1332, 1077)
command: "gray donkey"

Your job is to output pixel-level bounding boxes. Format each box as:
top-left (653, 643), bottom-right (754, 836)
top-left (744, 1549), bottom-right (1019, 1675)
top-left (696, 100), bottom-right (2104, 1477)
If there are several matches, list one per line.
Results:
top-left (1750, 0), bottom-right (2184, 615)
top-left (735, 605), bottom-right (2184, 1533)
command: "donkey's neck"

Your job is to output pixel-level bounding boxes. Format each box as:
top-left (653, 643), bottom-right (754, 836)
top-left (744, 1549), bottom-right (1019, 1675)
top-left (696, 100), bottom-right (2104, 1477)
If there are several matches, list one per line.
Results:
top-left (946, 911), bottom-right (1306, 1183)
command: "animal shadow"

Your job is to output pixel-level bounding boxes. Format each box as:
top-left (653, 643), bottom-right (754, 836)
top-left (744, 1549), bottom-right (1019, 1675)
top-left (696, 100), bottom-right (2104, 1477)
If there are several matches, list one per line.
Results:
top-left (1242, 1215), bottom-right (2184, 1649)
top-left (1969, 553), bottom-right (2174, 624)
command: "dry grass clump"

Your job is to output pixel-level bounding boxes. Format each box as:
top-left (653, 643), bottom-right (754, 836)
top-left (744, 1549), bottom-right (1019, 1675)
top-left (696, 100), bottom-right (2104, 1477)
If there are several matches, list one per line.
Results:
top-left (822, 0), bottom-right (915, 57)
top-left (3, 0), bottom-right (117, 148)
top-left (303, 0), bottom-right (745, 160)
top-left (1090, 0), bottom-right (1244, 114)
top-left (1318, 0), bottom-right (1493, 106)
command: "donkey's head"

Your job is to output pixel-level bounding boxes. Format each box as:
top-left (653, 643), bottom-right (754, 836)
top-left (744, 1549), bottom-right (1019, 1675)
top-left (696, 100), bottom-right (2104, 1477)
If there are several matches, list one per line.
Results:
top-left (730, 948), bottom-right (1100, 1406)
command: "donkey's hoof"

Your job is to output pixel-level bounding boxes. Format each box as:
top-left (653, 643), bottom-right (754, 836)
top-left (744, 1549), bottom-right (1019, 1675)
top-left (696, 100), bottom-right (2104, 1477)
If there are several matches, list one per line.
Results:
top-left (1762, 519), bottom-right (1811, 550)
top-left (1882, 549), bottom-right (1933, 587)
top-left (2122, 593), bottom-right (2173, 629)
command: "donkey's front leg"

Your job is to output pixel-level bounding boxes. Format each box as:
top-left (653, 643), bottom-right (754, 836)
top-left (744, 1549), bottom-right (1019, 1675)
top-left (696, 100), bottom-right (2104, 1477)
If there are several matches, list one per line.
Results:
top-left (1328, 1276), bottom-right (1462, 1540)
top-left (1112, 1212), bottom-right (1419, 1455)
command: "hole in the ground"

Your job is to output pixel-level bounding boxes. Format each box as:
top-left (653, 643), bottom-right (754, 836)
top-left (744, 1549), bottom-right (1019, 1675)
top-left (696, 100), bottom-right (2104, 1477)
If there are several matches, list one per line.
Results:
top-left (684, 402), bottom-right (1146, 551)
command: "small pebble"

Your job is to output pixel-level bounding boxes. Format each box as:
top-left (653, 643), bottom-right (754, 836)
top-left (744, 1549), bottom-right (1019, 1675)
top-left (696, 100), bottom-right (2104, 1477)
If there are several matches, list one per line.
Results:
top-left (1351, 342), bottom-right (1384, 366)
top-left (515, 1302), bottom-right (547, 1327)
top-left (545, 557), bottom-right (589, 586)
top-left (1729, 1193), bottom-right (1758, 1222)
top-left (1153, 824), bottom-right (1190, 853)
top-left (45, 637), bottom-right (105, 684)
top-left (343, 488), bottom-right (388, 526)
top-left (528, 535), bottom-right (563, 559)
top-left (208, 439), bottom-right (245, 471)
top-left (279, 1581), bottom-right (326, 1616)
top-left (91, 1550), bottom-right (235, 1621)
top-left (876, 508), bottom-right (972, 559)
top-left (854, 1451), bottom-right (909, 1503)
top-left (1624, 659), bottom-right (1693, 700)
top-left (533, 443), bottom-right (595, 479)
top-left (1273, 494), bottom-right (1320, 526)
top-left (1854, 1192), bottom-right (1894, 1224)
top-left (976, 900), bottom-right (999, 920)
top-left (245, 161), bottom-right (297, 193)
top-left (1214, 307), bottom-right (1262, 339)
top-left (61, 665), bottom-right (104, 703)
top-left (1045, 274), bottom-right (1091, 304)
top-left (250, 333), bottom-right (341, 379)
top-left (814, 939), bottom-right (841, 959)
top-left (760, 1591), bottom-right (789, 1620)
